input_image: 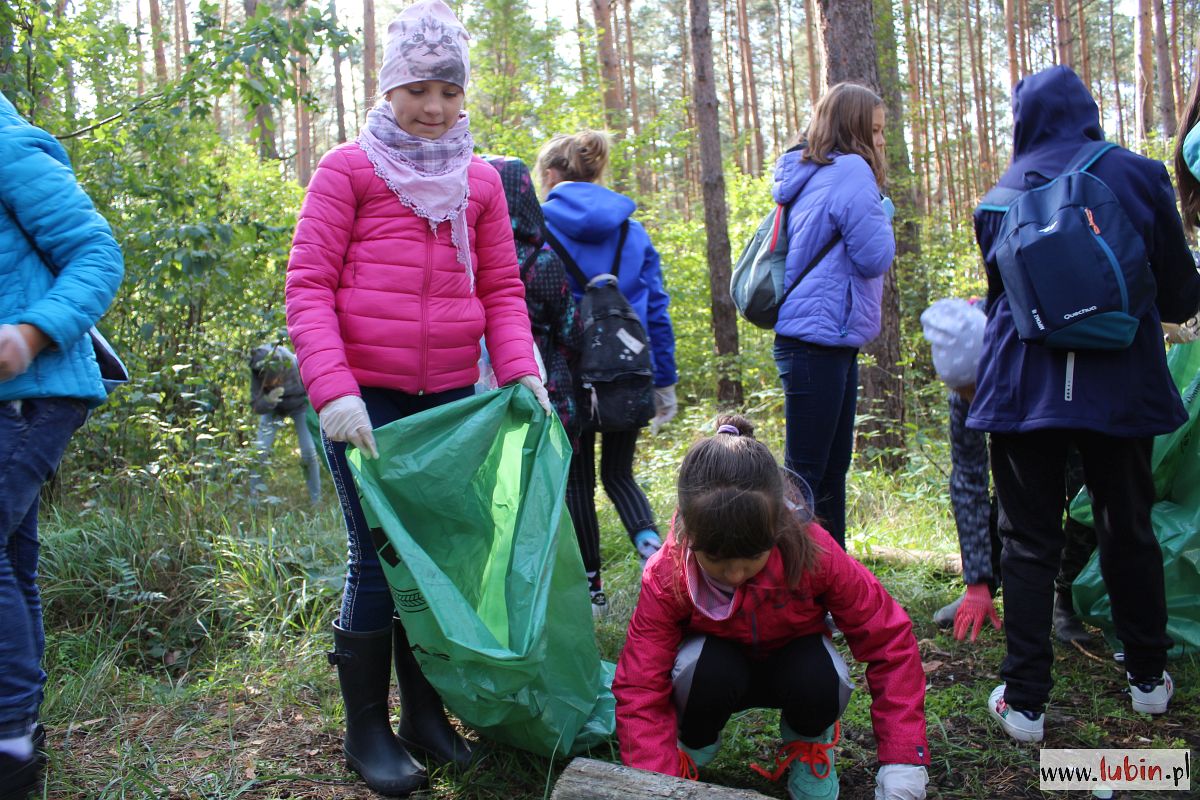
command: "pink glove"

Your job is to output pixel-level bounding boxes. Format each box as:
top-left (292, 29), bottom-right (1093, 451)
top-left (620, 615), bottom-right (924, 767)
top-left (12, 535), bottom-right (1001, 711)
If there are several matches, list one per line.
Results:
top-left (953, 582), bottom-right (1001, 643)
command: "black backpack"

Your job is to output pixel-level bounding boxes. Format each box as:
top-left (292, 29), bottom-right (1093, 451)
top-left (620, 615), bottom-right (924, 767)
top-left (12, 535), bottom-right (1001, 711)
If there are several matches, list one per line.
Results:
top-left (543, 220), bottom-right (655, 432)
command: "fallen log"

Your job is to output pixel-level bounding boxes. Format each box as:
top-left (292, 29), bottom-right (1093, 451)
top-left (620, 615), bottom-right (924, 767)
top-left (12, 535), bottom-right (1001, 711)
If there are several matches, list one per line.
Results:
top-left (550, 757), bottom-right (772, 799)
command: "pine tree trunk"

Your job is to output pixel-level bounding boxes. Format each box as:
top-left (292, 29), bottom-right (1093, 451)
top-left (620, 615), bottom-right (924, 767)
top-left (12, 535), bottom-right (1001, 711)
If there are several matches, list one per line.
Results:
top-left (1076, 0), bottom-right (1091, 88)
top-left (1169, 0), bottom-right (1183, 118)
top-left (1017, 0), bottom-right (1031, 77)
top-left (1134, 0), bottom-right (1154, 143)
top-left (331, 0), bottom-right (347, 142)
top-left (736, 0), bottom-right (764, 174)
top-left (1152, 0), bottom-right (1175, 137)
top-left (1003, 0), bottom-right (1019, 87)
top-left (722, 0), bottom-right (741, 170)
top-left (148, 0), bottom-right (169, 85)
top-left (576, 0), bottom-right (591, 87)
top-left (136, 0), bottom-right (146, 96)
top-left (363, 0), bottom-right (377, 111)
top-left (1109, 0), bottom-right (1126, 147)
top-left (1052, 0), bottom-right (1072, 65)
top-left (805, 0), bottom-right (821, 104)
top-left (245, 0), bottom-right (279, 159)
top-left (294, 2), bottom-right (313, 186)
top-left (624, 0), bottom-right (639, 135)
top-left (592, 0), bottom-right (625, 130)
top-left (689, 0), bottom-right (743, 405)
top-left (772, 0), bottom-right (792, 143)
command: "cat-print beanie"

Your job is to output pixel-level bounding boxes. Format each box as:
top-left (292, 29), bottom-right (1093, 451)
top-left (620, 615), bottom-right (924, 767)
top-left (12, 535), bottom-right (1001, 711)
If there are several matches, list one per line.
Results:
top-left (379, 0), bottom-right (471, 93)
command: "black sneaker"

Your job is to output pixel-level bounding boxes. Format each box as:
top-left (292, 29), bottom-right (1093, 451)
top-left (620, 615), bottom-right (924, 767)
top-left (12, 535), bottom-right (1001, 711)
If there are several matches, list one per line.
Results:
top-left (0, 751), bottom-right (41, 800)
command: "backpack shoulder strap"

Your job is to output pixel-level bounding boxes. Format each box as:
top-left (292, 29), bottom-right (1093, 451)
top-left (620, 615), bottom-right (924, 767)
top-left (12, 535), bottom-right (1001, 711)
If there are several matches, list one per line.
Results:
top-left (976, 186), bottom-right (1022, 213)
top-left (541, 224), bottom-right (589, 290)
top-left (610, 219), bottom-right (631, 278)
top-left (518, 245), bottom-right (541, 281)
top-left (1065, 140), bottom-right (1117, 175)
top-left (780, 231), bottom-right (843, 306)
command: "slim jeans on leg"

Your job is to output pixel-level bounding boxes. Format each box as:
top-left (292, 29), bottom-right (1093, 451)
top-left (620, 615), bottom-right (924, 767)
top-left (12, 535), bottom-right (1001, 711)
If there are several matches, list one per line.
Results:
top-left (774, 336), bottom-right (858, 549)
top-left (991, 430), bottom-right (1170, 711)
top-left (0, 397), bottom-right (87, 736)
top-left (323, 386), bottom-right (472, 632)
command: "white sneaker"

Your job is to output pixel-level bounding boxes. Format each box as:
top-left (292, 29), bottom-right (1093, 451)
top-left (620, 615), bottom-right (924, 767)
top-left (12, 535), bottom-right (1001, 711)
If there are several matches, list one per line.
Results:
top-left (1128, 671), bottom-right (1173, 714)
top-left (987, 684), bottom-right (1044, 743)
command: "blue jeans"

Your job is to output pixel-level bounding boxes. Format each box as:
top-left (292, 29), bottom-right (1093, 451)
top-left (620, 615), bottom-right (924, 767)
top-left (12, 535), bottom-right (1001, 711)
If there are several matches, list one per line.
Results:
top-left (0, 397), bottom-right (87, 736)
top-left (773, 336), bottom-right (858, 549)
top-left (253, 409), bottom-right (321, 503)
top-left (323, 386), bottom-right (473, 632)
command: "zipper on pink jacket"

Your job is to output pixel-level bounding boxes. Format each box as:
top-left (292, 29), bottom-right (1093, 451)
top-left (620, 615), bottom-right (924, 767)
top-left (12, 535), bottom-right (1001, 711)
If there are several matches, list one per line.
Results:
top-left (419, 226), bottom-right (434, 394)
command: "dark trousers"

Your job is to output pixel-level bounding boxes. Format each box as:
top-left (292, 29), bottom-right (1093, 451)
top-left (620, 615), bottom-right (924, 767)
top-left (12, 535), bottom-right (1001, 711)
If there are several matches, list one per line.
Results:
top-left (990, 430), bottom-right (1171, 711)
top-left (565, 427), bottom-right (656, 576)
top-left (774, 337), bottom-right (858, 549)
top-left (674, 634), bottom-right (848, 748)
top-left (323, 385), bottom-right (473, 632)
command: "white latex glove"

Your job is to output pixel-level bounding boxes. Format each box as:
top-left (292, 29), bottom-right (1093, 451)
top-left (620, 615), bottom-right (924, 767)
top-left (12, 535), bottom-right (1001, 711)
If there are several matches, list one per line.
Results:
top-left (881, 196), bottom-right (896, 222)
top-left (649, 384), bottom-right (677, 435)
top-left (318, 395), bottom-right (378, 459)
top-left (874, 764), bottom-right (928, 800)
top-left (517, 374), bottom-right (553, 415)
top-left (265, 386), bottom-right (285, 406)
top-left (1163, 318), bottom-right (1200, 344)
top-left (0, 324), bottom-right (33, 383)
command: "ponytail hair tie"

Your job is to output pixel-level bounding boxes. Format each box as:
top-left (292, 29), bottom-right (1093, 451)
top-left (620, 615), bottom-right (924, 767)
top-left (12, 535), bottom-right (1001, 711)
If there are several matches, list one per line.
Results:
top-left (716, 424), bottom-right (740, 435)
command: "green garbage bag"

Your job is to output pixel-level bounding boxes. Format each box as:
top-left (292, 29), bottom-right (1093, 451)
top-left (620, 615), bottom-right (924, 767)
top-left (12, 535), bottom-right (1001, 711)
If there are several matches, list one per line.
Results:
top-left (1070, 341), bottom-right (1200, 657)
top-left (345, 384), bottom-right (615, 757)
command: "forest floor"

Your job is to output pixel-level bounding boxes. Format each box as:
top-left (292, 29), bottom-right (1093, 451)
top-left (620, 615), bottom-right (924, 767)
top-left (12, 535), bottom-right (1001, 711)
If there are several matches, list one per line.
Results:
top-left (36, 403), bottom-right (1199, 799)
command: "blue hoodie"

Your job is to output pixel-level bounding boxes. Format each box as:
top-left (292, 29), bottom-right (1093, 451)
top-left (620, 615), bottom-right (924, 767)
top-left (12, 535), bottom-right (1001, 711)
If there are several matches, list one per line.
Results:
top-left (968, 66), bottom-right (1200, 436)
top-left (541, 181), bottom-right (677, 388)
top-left (0, 94), bottom-right (124, 407)
top-left (771, 149), bottom-right (895, 347)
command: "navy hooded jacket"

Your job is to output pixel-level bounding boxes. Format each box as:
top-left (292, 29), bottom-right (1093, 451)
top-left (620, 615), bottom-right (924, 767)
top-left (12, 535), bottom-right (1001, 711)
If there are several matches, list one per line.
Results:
top-left (967, 66), bottom-right (1200, 436)
top-left (541, 181), bottom-right (678, 388)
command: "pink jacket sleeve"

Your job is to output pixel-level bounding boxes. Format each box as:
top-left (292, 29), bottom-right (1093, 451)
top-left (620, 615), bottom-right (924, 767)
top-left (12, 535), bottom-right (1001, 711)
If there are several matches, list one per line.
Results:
top-left (471, 165), bottom-right (538, 386)
top-left (613, 564), bottom-right (689, 777)
top-left (285, 148), bottom-right (361, 411)
top-left (817, 529), bottom-right (930, 766)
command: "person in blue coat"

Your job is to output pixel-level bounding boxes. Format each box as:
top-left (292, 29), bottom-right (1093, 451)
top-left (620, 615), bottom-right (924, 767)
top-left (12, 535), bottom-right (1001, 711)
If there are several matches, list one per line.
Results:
top-left (537, 130), bottom-right (678, 616)
top-left (0, 94), bottom-right (124, 798)
top-left (971, 66), bottom-right (1200, 744)
top-left (771, 82), bottom-right (896, 550)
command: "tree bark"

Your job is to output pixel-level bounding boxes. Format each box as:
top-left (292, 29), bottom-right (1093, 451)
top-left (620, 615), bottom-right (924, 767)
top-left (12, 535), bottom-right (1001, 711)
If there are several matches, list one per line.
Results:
top-left (805, 0), bottom-right (821, 104)
top-left (552, 758), bottom-right (769, 799)
top-left (1052, 0), bottom-right (1072, 66)
top-left (689, 0), bottom-right (743, 406)
top-left (736, 0), bottom-right (764, 173)
top-left (1076, 0), bottom-right (1091, 89)
top-left (148, 0), bottom-right (169, 86)
top-left (363, 0), bottom-right (377, 110)
top-left (575, 0), bottom-right (591, 87)
top-left (331, 0), bottom-right (347, 143)
top-left (1134, 0), bottom-right (1154, 143)
top-left (245, 0), bottom-right (280, 159)
top-left (1108, 0), bottom-right (1126, 146)
top-left (136, 0), bottom-right (146, 96)
top-left (1003, 0), bottom-right (1019, 87)
top-left (722, 0), bottom-right (741, 169)
top-left (592, 0), bottom-right (625, 130)
top-left (1151, 0), bottom-right (1175, 138)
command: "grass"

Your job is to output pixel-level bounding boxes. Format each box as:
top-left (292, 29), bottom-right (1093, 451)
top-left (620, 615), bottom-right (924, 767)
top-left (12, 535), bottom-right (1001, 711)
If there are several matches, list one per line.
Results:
top-left (35, 400), bottom-right (1199, 799)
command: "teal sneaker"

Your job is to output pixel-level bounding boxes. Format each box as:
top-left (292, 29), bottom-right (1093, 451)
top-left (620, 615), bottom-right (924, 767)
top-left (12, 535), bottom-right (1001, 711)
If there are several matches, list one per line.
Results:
top-left (677, 737), bottom-right (720, 779)
top-left (752, 720), bottom-right (840, 800)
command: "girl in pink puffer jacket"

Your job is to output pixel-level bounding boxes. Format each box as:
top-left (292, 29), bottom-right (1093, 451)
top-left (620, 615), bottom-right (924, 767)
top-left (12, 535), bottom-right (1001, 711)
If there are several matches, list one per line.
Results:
top-left (284, 2), bottom-right (548, 796)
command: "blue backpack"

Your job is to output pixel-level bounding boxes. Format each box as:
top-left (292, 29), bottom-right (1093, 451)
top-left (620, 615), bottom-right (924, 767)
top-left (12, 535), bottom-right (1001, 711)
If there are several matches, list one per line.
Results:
top-left (976, 140), bottom-right (1157, 350)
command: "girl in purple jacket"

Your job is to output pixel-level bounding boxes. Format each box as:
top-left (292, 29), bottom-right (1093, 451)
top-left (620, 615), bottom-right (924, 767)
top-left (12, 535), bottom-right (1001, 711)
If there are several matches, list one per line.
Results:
top-left (770, 83), bottom-right (896, 550)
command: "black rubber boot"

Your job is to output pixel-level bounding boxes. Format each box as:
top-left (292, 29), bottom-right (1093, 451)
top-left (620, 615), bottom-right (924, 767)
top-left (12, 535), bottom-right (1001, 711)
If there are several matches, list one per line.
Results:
top-left (393, 617), bottom-right (476, 770)
top-left (1053, 590), bottom-right (1093, 643)
top-left (329, 623), bottom-right (427, 796)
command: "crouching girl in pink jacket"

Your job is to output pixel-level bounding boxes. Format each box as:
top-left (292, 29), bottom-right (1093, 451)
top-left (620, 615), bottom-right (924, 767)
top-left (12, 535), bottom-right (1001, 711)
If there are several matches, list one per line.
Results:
top-left (284, 1), bottom-right (548, 796)
top-left (614, 415), bottom-right (930, 800)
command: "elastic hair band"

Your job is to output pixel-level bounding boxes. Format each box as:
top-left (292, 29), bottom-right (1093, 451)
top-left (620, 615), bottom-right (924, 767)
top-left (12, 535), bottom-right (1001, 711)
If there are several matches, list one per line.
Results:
top-left (716, 424), bottom-right (740, 435)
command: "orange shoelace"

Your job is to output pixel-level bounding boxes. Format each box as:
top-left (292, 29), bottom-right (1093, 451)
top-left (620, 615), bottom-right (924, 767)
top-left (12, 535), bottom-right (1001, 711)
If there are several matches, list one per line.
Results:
top-left (678, 748), bottom-right (700, 780)
top-left (750, 720), bottom-right (841, 782)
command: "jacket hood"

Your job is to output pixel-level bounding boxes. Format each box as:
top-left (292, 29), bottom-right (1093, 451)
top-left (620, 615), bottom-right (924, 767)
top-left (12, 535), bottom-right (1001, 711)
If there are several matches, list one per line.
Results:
top-left (482, 155), bottom-right (545, 244)
top-left (541, 181), bottom-right (635, 242)
top-left (771, 149), bottom-right (823, 205)
top-left (1002, 66), bottom-right (1103, 186)
top-left (0, 94), bottom-right (70, 170)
